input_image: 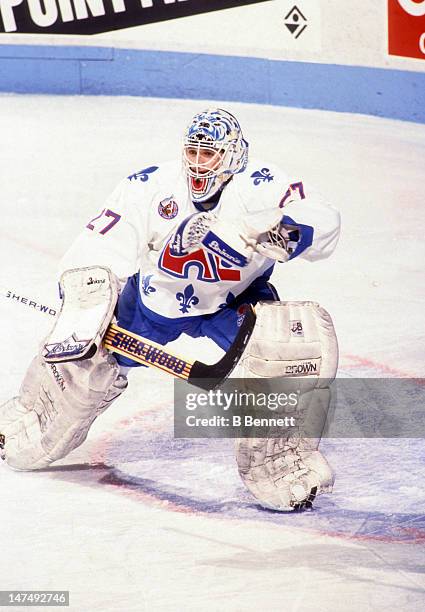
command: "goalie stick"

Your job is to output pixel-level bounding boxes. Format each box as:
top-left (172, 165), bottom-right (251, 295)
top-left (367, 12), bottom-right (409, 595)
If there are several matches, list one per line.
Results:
top-left (103, 304), bottom-right (255, 390)
top-left (0, 283), bottom-right (255, 390)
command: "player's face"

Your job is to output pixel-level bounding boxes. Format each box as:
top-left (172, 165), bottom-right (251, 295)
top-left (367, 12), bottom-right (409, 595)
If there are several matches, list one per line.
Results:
top-left (184, 145), bottom-right (224, 176)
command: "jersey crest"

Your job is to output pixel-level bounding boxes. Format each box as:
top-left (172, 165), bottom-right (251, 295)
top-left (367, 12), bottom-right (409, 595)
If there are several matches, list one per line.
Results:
top-left (158, 196), bottom-right (178, 219)
top-left (159, 241), bottom-right (241, 283)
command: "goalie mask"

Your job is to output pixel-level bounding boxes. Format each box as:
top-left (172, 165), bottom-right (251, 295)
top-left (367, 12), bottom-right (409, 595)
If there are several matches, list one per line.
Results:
top-left (183, 108), bottom-right (249, 203)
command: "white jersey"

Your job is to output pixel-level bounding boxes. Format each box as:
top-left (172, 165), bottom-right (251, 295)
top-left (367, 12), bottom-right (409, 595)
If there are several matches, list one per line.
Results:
top-left (60, 159), bottom-right (340, 320)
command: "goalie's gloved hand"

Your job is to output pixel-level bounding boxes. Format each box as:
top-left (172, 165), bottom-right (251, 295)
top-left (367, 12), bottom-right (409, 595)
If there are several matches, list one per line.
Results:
top-left (169, 211), bottom-right (254, 268)
top-left (169, 211), bottom-right (218, 256)
top-left (169, 207), bottom-right (293, 267)
top-left (241, 207), bottom-right (294, 263)
top-left (250, 222), bottom-right (293, 263)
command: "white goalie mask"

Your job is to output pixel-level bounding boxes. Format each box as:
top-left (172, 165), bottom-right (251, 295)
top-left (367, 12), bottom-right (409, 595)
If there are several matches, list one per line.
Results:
top-left (183, 108), bottom-right (249, 203)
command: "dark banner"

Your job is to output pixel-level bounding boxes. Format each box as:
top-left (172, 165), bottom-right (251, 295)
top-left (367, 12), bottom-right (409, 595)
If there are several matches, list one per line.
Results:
top-left (0, 0), bottom-right (270, 35)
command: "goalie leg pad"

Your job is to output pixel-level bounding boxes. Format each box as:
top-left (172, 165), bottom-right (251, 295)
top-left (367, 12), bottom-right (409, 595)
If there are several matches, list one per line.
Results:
top-left (0, 348), bottom-right (127, 470)
top-left (236, 437), bottom-right (334, 511)
top-left (236, 300), bottom-right (338, 511)
top-left (240, 300), bottom-right (338, 380)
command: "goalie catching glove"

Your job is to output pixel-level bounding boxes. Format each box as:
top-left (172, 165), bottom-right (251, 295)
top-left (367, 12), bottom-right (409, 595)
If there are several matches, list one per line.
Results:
top-left (169, 208), bottom-right (295, 266)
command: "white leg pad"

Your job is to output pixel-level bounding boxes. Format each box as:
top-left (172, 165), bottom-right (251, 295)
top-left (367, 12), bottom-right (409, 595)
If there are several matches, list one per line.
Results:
top-left (0, 348), bottom-right (127, 470)
top-left (240, 300), bottom-right (338, 380)
top-left (236, 300), bottom-right (338, 511)
top-left (236, 437), bottom-right (334, 511)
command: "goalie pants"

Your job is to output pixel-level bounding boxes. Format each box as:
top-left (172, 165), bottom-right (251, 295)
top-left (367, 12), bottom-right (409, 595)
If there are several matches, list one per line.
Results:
top-left (114, 269), bottom-right (278, 368)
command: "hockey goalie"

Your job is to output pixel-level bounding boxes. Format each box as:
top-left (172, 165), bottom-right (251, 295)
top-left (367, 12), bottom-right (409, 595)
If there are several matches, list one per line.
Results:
top-left (0, 108), bottom-right (340, 511)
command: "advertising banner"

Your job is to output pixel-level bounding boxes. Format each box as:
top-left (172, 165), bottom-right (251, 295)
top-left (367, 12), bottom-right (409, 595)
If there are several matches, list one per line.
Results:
top-left (0, 0), bottom-right (270, 35)
top-left (388, 0), bottom-right (425, 59)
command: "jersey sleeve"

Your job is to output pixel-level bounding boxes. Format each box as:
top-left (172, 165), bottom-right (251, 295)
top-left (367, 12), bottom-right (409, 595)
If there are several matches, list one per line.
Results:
top-left (280, 188), bottom-right (341, 262)
top-left (59, 178), bottom-right (148, 281)
top-left (239, 161), bottom-right (340, 263)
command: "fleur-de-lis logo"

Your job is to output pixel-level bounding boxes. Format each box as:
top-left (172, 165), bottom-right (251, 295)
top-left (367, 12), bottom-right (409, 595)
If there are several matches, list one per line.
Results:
top-left (128, 166), bottom-right (159, 182)
top-left (176, 284), bottom-right (199, 313)
top-left (251, 168), bottom-right (274, 185)
top-left (219, 291), bottom-right (236, 310)
top-left (141, 274), bottom-right (156, 296)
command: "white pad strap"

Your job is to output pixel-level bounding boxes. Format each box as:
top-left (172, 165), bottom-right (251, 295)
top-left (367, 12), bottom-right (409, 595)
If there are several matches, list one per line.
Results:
top-left (43, 266), bottom-right (120, 362)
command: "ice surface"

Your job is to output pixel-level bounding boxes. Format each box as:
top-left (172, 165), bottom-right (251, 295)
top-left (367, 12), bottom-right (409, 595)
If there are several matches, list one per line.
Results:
top-left (1, 95), bottom-right (424, 611)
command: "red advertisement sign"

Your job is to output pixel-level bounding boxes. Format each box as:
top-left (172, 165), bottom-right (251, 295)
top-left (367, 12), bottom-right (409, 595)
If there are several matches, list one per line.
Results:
top-left (388, 0), bottom-right (425, 59)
